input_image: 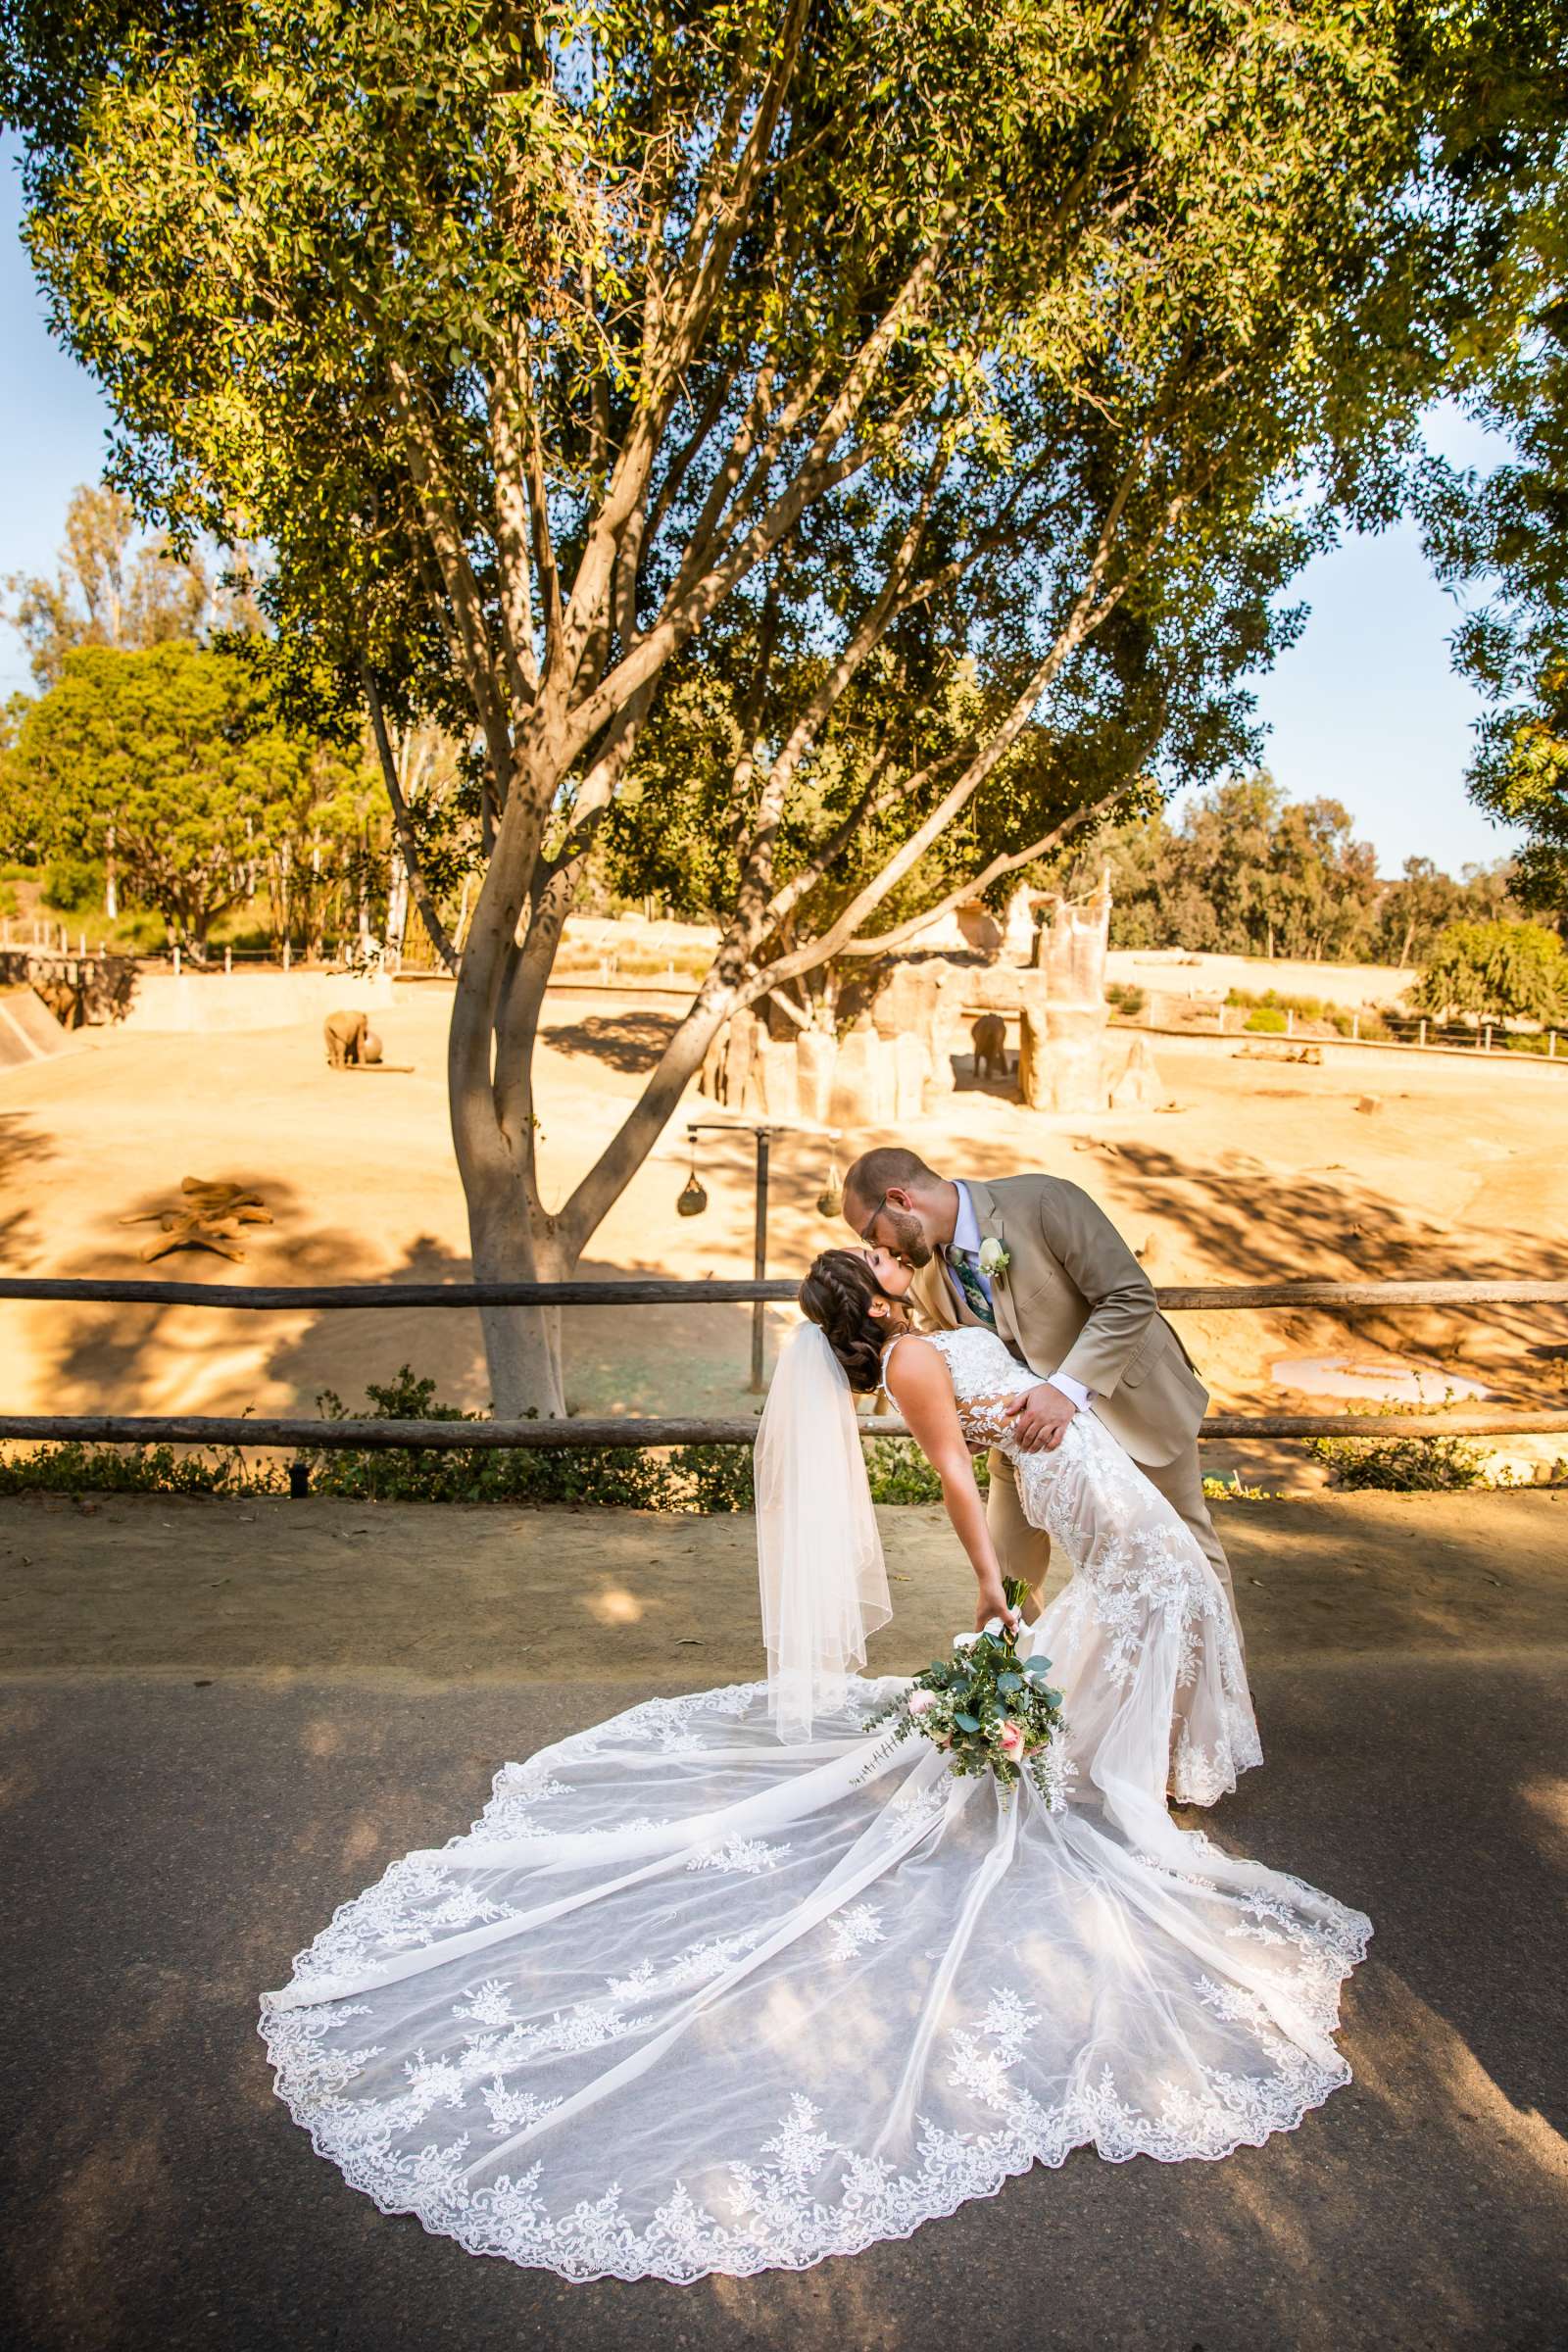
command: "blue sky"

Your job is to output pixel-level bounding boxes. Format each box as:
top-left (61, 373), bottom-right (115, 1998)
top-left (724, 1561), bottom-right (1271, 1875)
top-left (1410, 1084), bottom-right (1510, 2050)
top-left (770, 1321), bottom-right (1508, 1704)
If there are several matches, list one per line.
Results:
top-left (0, 144), bottom-right (1523, 881)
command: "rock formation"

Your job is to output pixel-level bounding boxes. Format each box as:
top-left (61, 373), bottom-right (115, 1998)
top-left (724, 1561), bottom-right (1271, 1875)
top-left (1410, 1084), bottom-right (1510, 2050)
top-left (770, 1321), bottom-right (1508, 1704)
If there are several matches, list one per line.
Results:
top-left (695, 864), bottom-right (1160, 1125)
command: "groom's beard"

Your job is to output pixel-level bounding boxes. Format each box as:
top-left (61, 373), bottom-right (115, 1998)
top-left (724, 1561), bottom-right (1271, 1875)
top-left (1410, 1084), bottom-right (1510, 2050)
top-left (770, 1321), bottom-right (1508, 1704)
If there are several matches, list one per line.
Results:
top-left (883, 1206), bottom-right (933, 1267)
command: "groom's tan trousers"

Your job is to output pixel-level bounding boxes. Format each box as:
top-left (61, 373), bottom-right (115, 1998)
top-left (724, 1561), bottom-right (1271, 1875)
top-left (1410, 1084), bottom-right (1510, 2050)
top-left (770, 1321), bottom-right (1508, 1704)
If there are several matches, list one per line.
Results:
top-left (987, 1438), bottom-right (1241, 1637)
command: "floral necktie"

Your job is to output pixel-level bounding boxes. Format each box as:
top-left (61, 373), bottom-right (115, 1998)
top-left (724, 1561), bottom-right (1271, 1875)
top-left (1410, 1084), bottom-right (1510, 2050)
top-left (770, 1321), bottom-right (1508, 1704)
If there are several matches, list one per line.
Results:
top-left (948, 1248), bottom-right (998, 1331)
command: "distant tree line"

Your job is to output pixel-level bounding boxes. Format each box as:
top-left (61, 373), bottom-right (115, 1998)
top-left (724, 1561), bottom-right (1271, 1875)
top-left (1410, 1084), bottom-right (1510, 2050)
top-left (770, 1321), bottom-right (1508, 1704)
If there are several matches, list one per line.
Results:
top-left (0, 486), bottom-right (474, 961)
top-left (1063, 773), bottom-right (1526, 967)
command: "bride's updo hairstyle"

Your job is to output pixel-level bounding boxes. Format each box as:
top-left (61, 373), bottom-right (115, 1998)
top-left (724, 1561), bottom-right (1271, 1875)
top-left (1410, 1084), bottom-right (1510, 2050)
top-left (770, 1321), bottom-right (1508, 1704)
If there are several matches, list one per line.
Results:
top-left (799, 1250), bottom-right (889, 1393)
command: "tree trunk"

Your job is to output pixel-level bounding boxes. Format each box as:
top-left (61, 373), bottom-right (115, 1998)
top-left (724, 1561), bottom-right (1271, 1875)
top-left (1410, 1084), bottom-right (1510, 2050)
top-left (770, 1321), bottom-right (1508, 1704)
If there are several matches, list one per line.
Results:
top-left (466, 1176), bottom-right (569, 1418)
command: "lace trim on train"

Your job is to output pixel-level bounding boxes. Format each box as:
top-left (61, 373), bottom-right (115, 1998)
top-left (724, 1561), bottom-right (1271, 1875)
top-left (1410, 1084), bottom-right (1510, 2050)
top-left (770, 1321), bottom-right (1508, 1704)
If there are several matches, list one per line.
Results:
top-left (260, 1928), bottom-right (1369, 2288)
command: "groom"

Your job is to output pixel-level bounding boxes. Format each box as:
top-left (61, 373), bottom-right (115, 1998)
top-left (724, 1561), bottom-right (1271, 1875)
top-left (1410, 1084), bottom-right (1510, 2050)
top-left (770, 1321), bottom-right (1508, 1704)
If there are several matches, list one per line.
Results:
top-left (841, 1146), bottom-right (1241, 1633)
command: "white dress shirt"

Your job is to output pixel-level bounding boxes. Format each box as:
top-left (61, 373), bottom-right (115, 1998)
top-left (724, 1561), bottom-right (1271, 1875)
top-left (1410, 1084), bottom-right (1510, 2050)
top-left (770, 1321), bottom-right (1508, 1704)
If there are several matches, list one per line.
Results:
top-left (948, 1182), bottom-right (1091, 1412)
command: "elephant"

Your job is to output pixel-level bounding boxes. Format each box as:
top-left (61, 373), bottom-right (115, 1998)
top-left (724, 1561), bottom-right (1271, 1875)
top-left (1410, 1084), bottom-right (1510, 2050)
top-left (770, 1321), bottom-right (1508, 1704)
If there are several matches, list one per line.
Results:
top-left (324, 1008), bottom-right (382, 1068)
top-left (971, 1012), bottom-right (1009, 1081)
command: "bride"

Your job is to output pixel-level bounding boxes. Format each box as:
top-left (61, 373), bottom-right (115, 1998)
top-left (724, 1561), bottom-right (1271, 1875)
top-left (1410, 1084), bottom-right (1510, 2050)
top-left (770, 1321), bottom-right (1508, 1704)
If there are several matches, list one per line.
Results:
top-left (261, 1250), bottom-right (1370, 2285)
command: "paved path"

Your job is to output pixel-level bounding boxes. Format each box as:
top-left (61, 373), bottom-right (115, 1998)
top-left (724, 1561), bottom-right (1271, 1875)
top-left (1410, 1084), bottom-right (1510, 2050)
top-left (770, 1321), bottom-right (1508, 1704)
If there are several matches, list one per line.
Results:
top-left (3, 1494), bottom-right (1567, 2350)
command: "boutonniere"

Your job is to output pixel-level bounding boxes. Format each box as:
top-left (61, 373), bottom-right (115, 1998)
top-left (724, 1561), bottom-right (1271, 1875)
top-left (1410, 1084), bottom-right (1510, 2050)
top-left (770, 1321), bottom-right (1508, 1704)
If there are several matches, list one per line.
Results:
top-left (978, 1238), bottom-right (1009, 1283)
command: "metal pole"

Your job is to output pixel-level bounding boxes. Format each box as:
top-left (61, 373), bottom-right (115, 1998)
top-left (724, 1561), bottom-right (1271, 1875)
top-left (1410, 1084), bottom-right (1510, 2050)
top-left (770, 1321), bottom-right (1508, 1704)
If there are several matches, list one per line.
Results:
top-left (750, 1129), bottom-right (771, 1391)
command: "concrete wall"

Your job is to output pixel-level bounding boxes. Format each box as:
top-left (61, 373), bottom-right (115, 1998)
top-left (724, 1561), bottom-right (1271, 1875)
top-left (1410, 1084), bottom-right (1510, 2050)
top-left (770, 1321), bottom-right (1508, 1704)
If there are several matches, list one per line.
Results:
top-left (116, 971), bottom-right (398, 1035)
top-left (0, 985), bottom-right (78, 1067)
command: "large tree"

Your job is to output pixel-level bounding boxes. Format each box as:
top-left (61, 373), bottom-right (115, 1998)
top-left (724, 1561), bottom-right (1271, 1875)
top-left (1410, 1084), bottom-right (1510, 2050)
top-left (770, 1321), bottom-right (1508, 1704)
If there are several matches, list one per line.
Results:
top-left (3, 0), bottom-right (1477, 1409)
top-left (1413, 0), bottom-right (1568, 908)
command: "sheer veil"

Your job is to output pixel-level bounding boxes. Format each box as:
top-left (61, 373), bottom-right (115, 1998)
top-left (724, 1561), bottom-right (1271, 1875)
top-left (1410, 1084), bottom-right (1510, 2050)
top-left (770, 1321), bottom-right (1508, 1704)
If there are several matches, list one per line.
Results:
top-left (754, 1321), bottom-right (892, 1741)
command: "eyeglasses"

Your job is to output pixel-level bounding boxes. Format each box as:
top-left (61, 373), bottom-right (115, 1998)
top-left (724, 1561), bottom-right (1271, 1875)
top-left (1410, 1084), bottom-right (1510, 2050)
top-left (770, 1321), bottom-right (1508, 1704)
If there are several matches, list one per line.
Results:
top-left (856, 1192), bottom-right (888, 1244)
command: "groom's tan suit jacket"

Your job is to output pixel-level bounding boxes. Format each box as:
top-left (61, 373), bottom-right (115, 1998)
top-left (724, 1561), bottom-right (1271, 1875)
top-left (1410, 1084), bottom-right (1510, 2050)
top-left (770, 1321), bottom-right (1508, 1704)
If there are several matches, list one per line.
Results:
top-left (907, 1173), bottom-right (1206, 1468)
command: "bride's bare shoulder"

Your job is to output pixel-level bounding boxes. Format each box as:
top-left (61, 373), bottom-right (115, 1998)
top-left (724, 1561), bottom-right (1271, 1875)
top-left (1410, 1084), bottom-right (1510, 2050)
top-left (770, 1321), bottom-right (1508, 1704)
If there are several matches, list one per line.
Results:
top-left (879, 1329), bottom-right (951, 1392)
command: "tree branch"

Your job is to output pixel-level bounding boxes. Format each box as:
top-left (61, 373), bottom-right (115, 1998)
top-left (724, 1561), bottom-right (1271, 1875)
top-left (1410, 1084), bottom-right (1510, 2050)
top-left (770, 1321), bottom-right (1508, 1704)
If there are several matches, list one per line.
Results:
top-left (361, 665), bottom-right (460, 975)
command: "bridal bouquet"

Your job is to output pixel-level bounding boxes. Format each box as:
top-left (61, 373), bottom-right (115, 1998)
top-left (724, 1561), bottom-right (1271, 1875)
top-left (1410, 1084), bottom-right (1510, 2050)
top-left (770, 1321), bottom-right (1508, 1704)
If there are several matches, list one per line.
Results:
top-left (864, 1578), bottom-right (1069, 1806)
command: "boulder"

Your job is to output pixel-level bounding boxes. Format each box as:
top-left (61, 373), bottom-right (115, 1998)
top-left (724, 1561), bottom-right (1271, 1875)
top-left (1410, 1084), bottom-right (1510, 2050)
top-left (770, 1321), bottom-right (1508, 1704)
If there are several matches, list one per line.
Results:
top-left (796, 1028), bottom-right (838, 1124)
top-left (829, 1013), bottom-right (895, 1130)
top-left (869, 958), bottom-right (970, 1099)
top-left (892, 1031), bottom-right (930, 1122)
top-left (723, 1008), bottom-right (758, 1107)
top-left (1018, 986), bottom-right (1110, 1113)
top-left (753, 1037), bottom-right (800, 1121)
top-left (1108, 1034), bottom-right (1161, 1110)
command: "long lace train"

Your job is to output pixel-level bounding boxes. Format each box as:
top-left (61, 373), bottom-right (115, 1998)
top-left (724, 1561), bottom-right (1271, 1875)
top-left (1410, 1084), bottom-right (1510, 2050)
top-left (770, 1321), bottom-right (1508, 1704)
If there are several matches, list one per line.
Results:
top-left (261, 1673), bottom-right (1369, 2283)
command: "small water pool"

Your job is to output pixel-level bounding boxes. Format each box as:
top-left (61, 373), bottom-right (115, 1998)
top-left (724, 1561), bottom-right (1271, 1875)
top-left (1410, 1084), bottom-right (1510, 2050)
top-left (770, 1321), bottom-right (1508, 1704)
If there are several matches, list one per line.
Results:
top-left (1269, 1353), bottom-right (1491, 1404)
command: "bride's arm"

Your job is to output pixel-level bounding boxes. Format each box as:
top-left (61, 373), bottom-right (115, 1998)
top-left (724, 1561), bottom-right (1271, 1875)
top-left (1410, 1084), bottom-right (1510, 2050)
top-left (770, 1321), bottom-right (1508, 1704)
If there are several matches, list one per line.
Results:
top-left (884, 1340), bottom-right (1018, 1634)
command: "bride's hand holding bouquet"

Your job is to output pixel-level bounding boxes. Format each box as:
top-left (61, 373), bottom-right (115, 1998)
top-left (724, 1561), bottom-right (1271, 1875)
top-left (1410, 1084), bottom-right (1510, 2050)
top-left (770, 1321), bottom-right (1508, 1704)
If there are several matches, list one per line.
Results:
top-left (864, 1577), bottom-right (1069, 1806)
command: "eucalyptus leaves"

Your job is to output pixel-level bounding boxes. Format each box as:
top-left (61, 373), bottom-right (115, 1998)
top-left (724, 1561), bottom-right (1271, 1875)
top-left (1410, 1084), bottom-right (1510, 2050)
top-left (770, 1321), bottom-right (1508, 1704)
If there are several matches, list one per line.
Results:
top-left (863, 1579), bottom-right (1066, 1805)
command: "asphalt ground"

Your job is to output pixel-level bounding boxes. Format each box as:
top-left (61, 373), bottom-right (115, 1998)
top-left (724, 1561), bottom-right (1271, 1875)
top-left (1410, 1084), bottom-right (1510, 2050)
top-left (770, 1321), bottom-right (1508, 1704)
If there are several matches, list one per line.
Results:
top-left (3, 1492), bottom-right (1567, 2352)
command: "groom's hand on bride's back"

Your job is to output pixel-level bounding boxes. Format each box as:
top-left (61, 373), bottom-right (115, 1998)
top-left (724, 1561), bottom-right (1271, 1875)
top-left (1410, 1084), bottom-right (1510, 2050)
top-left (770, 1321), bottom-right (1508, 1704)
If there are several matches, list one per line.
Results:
top-left (1004, 1383), bottom-right (1076, 1453)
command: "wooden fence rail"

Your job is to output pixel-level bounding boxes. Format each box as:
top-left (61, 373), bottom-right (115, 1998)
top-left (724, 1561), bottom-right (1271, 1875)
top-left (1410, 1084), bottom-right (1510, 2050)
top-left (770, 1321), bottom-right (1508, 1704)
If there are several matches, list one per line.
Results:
top-left (1, 1275), bottom-right (1566, 1312)
top-left (2, 1408), bottom-right (1566, 1451)
top-left (1, 1274), bottom-right (1563, 1451)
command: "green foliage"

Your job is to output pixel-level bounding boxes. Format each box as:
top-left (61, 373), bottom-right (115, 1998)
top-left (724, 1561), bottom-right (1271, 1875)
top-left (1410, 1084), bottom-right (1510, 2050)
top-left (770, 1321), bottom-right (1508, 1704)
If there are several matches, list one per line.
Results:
top-left (304, 1369), bottom-right (676, 1507)
top-left (1074, 774), bottom-right (1383, 961)
top-left (0, 1369), bottom-right (1004, 1509)
top-left (1200, 1471), bottom-right (1272, 1500)
top-left (857, 1437), bottom-right (990, 1505)
top-left (1412, 917), bottom-right (1568, 1024)
top-left (0, 0), bottom-right (1514, 1412)
top-left (1104, 981), bottom-right (1146, 1017)
top-left (1305, 1432), bottom-right (1492, 1491)
top-left (1, 641), bottom-right (377, 957)
top-left (40, 856), bottom-right (101, 911)
top-left (862, 1579), bottom-right (1067, 1800)
top-left (1245, 1004), bottom-right (1289, 1033)
top-left (665, 1444), bottom-right (758, 1514)
top-left (1415, 20), bottom-right (1568, 920)
top-left (1075, 783), bottom-right (1529, 970)
top-left (0, 1441), bottom-right (265, 1496)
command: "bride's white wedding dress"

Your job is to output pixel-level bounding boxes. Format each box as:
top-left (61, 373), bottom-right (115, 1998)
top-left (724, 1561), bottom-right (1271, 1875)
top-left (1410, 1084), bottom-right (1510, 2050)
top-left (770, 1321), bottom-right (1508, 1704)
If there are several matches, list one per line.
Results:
top-left (261, 1323), bottom-right (1369, 2284)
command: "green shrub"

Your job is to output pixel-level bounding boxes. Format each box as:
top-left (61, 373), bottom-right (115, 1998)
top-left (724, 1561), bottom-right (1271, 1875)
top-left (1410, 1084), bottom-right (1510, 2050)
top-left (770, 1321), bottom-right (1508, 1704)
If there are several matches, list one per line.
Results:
top-left (0, 1441), bottom-right (269, 1496)
top-left (41, 858), bottom-right (104, 912)
top-left (1200, 1470), bottom-right (1272, 1499)
top-left (1305, 1432), bottom-right (1490, 1491)
top-left (1245, 1005), bottom-right (1288, 1033)
top-left (305, 1368), bottom-right (677, 1505)
top-left (860, 1437), bottom-right (991, 1503)
top-left (0, 1366), bottom-right (1004, 1511)
top-left (1105, 981), bottom-right (1146, 1017)
top-left (667, 1444), bottom-right (756, 1512)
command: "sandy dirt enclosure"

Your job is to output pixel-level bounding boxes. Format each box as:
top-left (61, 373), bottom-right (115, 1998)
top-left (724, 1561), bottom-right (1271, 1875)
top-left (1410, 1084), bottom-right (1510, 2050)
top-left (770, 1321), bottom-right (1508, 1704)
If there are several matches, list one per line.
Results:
top-left (0, 976), bottom-right (1565, 1489)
